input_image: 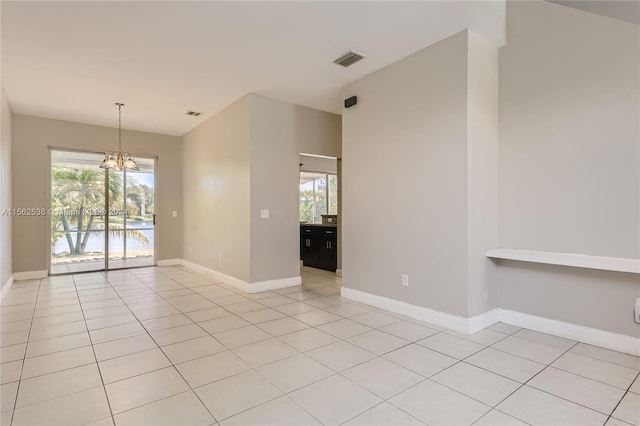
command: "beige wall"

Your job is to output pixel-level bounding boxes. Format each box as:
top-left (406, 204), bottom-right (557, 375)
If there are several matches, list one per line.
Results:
top-left (249, 95), bottom-right (341, 283)
top-left (1, 87), bottom-right (12, 288)
top-left (11, 114), bottom-right (183, 273)
top-left (181, 96), bottom-right (251, 282)
top-left (497, 1), bottom-right (640, 336)
top-left (466, 32), bottom-right (499, 316)
top-left (181, 93), bottom-right (340, 285)
top-left (342, 31), bottom-right (471, 316)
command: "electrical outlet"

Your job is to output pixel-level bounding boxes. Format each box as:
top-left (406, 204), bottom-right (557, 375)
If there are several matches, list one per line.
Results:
top-left (401, 274), bottom-right (409, 287)
top-left (635, 298), bottom-right (640, 324)
top-left (260, 209), bottom-right (269, 219)
top-left (189, 246), bottom-right (192, 254)
top-left (484, 291), bottom-right (488, 301)
top-left (218, 253), bottom-right (223, 262)
top-left (172, 211), bottom-right (178, 218)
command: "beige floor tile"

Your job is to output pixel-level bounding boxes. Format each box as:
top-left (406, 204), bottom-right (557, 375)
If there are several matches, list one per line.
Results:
top-left (257, 353), bottom-right (334, 392)
top-left (431, 362), bottom-right (520, 406)
top-left (343, 357), bottom-right (424, 399)
top-left (90, 322), bottom-right (147, 344)
top-left (221, 395), bottom-right (321, 426)
top-left (199, 316), bottom-right (251, 334)
top-left (292, 310), bottom-right (342, 326)
top-left (113, 391), bottom-right (215, 426)
top-left (474, 409), bottom-right (528, 425)
top-left (513, 329), bottom-right (577, 351)
top-left (141, 314), bottom-right (193, 332)
top-left (31, 312), bottom-right (84, 328)
top-left (16, 364), bottom-right (102, 408)
top-left (99, 348), bottom-right (171, 383)
top-left (175, 350), bottom-right (250, 388)
top-left (12, 386), bottom-right (111, 426)
top-left (497, 385), bottom-right (607, 426)
top-left (289, 374), bottom-right (382, 425)
top-left (528, 367), bottom-right (626, 415)
top-left (214, 325), bottom-right (271, 349)
top-left (25, 331), bottom-right (91, 358)
top-left (86, 313), bottom-right (138, 331)
top-left (344, 402), bottom-right (424, 425)
top-left (1, 330), bottom-right (29, 347)
top-left (350, 311), bottom-right (401, 328)
top-left (492, 335), bottom-right (565, 365)
top-left (390, 380), bottom-right (490, 426)
top-left (571, 343), bottom-right (640, 370)
top-left (105, 367), bottom-right (189, 414)
top-left (237, 308), bottom-right (286, 324)
top-left (225, 301), bottom-right (265, 314)
top-left (1, 343), bottom-right (26, 363)
top-left (257, 317), bottom-right (310, 336)
top-left (552, 351), bottom-right (639, 390)
top-left (279, 328), bottom-right (339, 352)
top-left (1, 381), bottom-right (18, 413)
top-left (150, 323), bottom-right (208, 346)
top-left (416, 333), bottom-right (484, 359)
top-left (195, 370), bottom-right (282, 420)
top-left (233, 338), bottom-right (299, 368)
top-left (93, 334), bottom-right (158, 361)
top-left (256, 295), bottom-right (295, 308)
top-left (612, 392), bottom-right (640, 425)
top-left (272, 302), bottom-right (317, 316)
top-left (307, 341), bottom-right (376, 372)
top-left (162, 335), bottom-right (226, 364)
top-left (379, 321), bottom-right (439, 342)
top-left (465, 347), bottom-right (546, 383)
top-left (348, 330), bottom-right (410, 356)
top-left (316, 319), bottom-right (372, 339)
top-left (21, 346), bottom-right (95, 379)
top-left (185, 307), bottom-right (230, 323)
top-left (0, 360), bottom-right (22, 384)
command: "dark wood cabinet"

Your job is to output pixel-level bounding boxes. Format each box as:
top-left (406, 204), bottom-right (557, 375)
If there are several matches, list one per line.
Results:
top-left (300, 225), bottom-right (337, 272)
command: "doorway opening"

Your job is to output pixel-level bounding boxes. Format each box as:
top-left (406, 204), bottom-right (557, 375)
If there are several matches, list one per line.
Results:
top-left (49, 149), bottom-right (156, 274)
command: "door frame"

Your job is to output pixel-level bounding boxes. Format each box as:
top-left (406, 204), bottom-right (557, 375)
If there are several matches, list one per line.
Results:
top-left (47, 146), bottom-right (158, 275)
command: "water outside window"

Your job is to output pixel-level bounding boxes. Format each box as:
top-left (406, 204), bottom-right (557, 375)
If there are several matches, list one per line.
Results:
top-left (50, 149), bottom-right (155, 274)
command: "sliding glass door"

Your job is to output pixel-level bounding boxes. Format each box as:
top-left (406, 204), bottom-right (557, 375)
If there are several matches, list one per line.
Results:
top-left (50, 149), bottom-right (155, 274)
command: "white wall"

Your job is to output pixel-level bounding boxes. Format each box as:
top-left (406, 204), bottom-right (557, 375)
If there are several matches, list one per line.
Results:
top-left (182, 95), bottom-right (251, 282)
top-left (1, 87), bottom-right (13, 291)
top-left (342, 31), bottom-right (471, 317)
top-left (497, 1), bottom-right (640, 337)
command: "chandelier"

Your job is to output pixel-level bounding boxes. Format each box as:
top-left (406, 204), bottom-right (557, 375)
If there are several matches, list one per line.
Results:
top-left (99, 103), bottom-right (139, 171)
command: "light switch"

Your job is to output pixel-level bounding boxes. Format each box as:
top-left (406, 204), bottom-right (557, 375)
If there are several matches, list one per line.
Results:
top-left (260, 209), bottom-right (269, 219)
top-left (172, 211), bottom-right (178, 217)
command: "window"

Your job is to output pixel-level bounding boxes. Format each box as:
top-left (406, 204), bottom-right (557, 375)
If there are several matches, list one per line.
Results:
top-left (300, 171), bottom-right (337, 223)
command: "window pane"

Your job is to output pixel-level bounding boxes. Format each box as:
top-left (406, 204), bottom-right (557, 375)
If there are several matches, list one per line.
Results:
top-left (313, 176), bottom-right (327, 223)
top-left (328, 174), bottom-right (338, 215)
top-left (299, 172), bottom-right (316, 223)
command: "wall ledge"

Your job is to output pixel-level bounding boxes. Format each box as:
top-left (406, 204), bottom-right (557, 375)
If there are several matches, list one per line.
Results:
top-left (487, 248), bottom-right (640, 274)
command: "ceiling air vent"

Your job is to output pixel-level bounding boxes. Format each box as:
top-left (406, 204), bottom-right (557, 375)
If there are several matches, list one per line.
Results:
top-left (186, 111), bottom-right (201, 117)
top-left (334, 50), bottom-right (366, 68)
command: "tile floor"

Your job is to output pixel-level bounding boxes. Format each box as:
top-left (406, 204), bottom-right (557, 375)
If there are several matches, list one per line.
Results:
top-left (1, 265), bottom-right (638, 426)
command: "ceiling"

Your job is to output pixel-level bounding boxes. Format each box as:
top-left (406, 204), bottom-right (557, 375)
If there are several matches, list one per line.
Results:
top-left (1, 1), bottom-right (506, 136)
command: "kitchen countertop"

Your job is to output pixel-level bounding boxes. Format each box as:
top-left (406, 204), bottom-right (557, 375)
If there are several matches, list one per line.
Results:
top-left (300, 223), bottom-right (338, 227)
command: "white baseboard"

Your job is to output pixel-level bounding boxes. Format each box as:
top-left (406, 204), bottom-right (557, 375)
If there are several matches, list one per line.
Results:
top-left (341, 287), bottom-right (640, 356)
top-left (1, 275), bottom-right (14, 302)
top-left (340, 287), bottom-right (486, 334)
top-left (499, 309), bottom-right (640, 357)
top-left (13, 270), bottom-right (48, 280)
top-left (179, 259), bottom-right (300, 294)
top-left (156, 259), bottom-right (182, 267)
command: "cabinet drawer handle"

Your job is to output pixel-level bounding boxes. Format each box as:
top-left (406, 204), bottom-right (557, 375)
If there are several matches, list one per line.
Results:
top-left (325, 231), bottom-right (333, 234)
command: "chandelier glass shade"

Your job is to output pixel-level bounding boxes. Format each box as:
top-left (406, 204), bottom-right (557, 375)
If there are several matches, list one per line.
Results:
top-left (100, 103), bottom-right (139, 171)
